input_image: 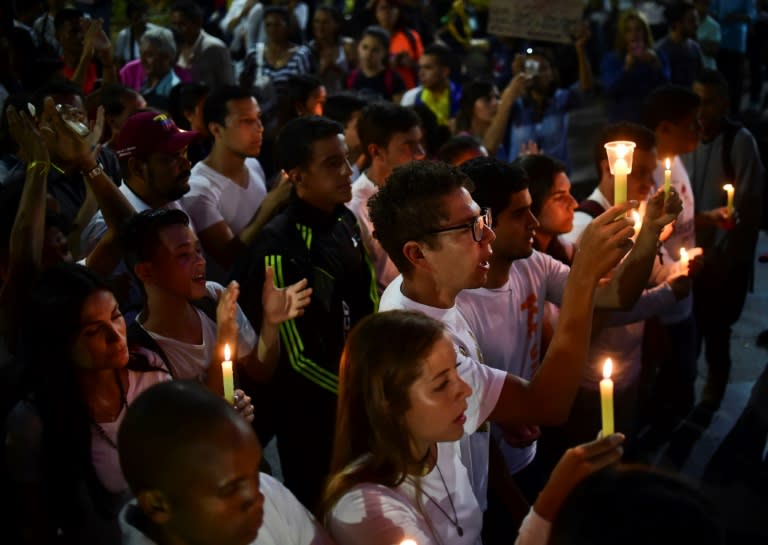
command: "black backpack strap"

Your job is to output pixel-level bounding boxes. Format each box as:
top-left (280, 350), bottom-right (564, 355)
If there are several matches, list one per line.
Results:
top-left (127, 321), bottom-right (176, 378)
top-left (576, 199), bottom-right (606, 219)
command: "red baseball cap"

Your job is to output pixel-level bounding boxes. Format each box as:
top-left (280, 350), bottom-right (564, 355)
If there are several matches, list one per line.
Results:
top-left (115, 111), bottom-right (199, 159)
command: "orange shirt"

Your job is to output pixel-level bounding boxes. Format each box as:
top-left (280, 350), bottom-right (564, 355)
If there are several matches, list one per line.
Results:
top-left (61, 60), bottom-right (98, 94)
top-left (390, 29), bottom-right (423, 89)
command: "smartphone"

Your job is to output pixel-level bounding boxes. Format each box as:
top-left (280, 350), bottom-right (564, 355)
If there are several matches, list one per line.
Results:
top-left (524, 58), bottom-right (540, 77)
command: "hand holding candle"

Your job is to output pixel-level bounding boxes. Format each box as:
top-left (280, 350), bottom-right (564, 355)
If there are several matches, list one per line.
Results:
top-left (600, 359), bottom-right (614, 436)
top-left (723, 183), bottom-right (735, 219)
top-left (222, 344), bottom-right (235, 404)
top-left (664, 158), bottom-right (672, 198)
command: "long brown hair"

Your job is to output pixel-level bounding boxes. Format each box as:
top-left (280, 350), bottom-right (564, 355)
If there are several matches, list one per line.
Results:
top-left (614, 9), bottom-right (655, 54)
top-left (320, 310), bottom-right (446, 519)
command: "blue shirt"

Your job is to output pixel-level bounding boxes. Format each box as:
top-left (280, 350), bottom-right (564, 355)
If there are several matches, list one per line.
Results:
top-left (711, 0), bottom-right (756, 53)
top-left (501, 84), bottom-right (582, 171)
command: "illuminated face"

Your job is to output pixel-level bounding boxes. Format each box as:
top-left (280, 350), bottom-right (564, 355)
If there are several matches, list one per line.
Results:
top-left (293, 133), bottom-right (354, 211)
top-left (491, 189), bottom-right (540, 261)
top-left (141, 223), bottom-right (207, 300)
top-left (404, 334), bottom-right (472, 450)
top-left (213, 97), bottom-right (264, 158)
top-left (71, 290), bottom-right (129, 370)
top-left (536, 172), bottom-right (578, 236)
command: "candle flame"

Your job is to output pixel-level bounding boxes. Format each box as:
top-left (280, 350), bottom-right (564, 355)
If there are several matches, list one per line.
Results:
top-left (665, 157), bottom-right (671, 170)
top-left (723, 183), bottom-right (734, 192)
top-left (680, 247), bottom-right (689, 261)
top-left (603, 358), bottom-right (613, 379)
top-left (631, 210), bottom-right (641, 230)
top-left (400, 540), bottom-right (418, 545)
top-left (615, 143), bottom-right (627, 158)
top-left (224, 343), bottom-right (231, 361)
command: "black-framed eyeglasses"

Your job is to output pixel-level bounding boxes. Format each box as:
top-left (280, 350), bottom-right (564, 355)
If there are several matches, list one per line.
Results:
top-left (427, 208), bottom-right (492, 243)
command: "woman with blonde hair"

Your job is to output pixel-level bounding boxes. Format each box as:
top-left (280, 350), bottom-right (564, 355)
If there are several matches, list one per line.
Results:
top-left (600, 9), bottom-right (669, 122)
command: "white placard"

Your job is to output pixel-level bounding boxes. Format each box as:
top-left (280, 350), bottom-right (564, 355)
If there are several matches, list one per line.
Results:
top-left (488, 0), bottom-right (584, 44)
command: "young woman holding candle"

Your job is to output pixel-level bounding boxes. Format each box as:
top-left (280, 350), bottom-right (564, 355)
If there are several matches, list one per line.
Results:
top-left (4, 262), bottom-right (261, 543)
top-left (322, 310), bottom-right (625, 545)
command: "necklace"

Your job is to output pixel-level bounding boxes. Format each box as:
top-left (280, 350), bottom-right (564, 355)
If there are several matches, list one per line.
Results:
top-left (91, 369), bottom-right (128, 450)
top-left (421, 461), bottom-right (464, 537)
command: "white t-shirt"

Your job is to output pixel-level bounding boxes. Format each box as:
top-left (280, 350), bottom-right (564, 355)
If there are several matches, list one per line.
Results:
top-left (121, 473), bottom-right (333, 545)
top-left (327, 326), bottom-right (506, 545)
top-left (379, 276), bottom-right (507, 511)
top-left (346, 172), bottom-right (399, 291)
top-left (652, 156), bottom-right (694, 323)
top-left (138, 282), bottom-right (256, 382)
top-left (456, 252), bottom-right (569, 474)
top-left (182, 157), bottom-right (267, 234)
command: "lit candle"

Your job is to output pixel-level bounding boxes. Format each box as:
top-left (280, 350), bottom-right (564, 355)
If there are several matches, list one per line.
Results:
top-left (680, 247), bottom-right (689, 267)
top-left (600, 359), bottom-right (614, 436)
top-left (631, 210), bottom-right (642, 232)
top-left (614, 155), bottom-right (628, 206)
top-left (664, 158), bottom-right (672, 198)
top-left (400, 540), bottom-right (418, 545)
top-left (723, 183), bottom-right (735, 219)
top-left (222, 344), bottom-right (235, 404)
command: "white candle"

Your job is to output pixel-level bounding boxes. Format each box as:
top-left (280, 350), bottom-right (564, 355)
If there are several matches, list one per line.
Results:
top-left (664, 158), bottom-right (672, 198)
top-left (600, 359), bottom-right (614, 436)
top-left (723, 183), bottom-right (735, 219)
top-left (222, 344), bottom-right (235, 404)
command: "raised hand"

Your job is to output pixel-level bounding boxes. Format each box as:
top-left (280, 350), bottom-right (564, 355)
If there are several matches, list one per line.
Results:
top-left (643, 187), bottom-right (682, 233)
top-left (573, 202), bottom-right (636, 281)
top-left (262, 266), bottom-right (312, 326)
top-left (38, 97), bottom-right (103, 168)
top-left (215, 280), bottom-right (241, 346)
top-left (533, 433), bottom-right (625, 521)
top-left (6, 105), bottom-right (49, 166)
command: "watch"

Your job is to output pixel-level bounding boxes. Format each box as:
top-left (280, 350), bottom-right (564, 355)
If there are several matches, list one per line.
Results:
top-left (82, 163), bottom-right (104, 179)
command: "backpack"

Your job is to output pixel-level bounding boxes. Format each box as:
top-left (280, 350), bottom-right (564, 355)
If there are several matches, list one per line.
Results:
top-left (127, 296), bottom-right (218, 378)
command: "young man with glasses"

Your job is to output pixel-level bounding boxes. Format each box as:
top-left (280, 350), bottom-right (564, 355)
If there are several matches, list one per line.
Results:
top-left (369, 160), bottom-right (639, 528)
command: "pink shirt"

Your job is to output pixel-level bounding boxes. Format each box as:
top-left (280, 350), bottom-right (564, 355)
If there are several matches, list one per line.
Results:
top-left (119, 59), bottom-right (193, 91)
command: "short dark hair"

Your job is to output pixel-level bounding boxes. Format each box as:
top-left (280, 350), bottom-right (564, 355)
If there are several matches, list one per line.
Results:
top-left (423, 42), bottom-right (453, 68)
top-left (695, 68), bottom-right (729, 98)
top-left (358, 102), bottom-right (421, 160)
top-left (168, 81), bottom-right (209, 130)
top-left (119, 381), bottom-right (252, 494)
top-left (593, 122), bottom-right (656, 178)
top-left (170, 0), bottom-right (204, 24)
top-left (203, 85), bottom-right (255, 128)
top-left (126, 0), bottom-right (149, 19)
top-left (513, 154), bottom-right (568, 216)
top-left (276, 115), bottom-right (344, 171)
top-left (54, 7), bottom-right (84, 33)
top-left (324, 92), bottom-right (369, 127)
top-left (120, 208), bottom-right (191, 273)
top-left (263, 5), bottom-right (291, 26)
top-left (274, 74), bottom-right (324, 129)
top-left (550, 466), bottom-right (724, 545)
top-left (29, 79), bottom-right (84, 115)
top-left (369, 161), bottom-right (472, 274)
top-left (665, 1), bottom-right (696, 27)
top-left (437, 135), bottom-right (484, 165)
top-left (461, 157), bottom-right (528, 219)
top-left (361, 25), bottom-right (391, 52)
top-left (642, 84), bottom-right (701, 130)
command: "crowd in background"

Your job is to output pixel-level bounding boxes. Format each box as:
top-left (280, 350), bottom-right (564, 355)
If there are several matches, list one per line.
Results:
top-left (0, 1), bottom-right (767, 544)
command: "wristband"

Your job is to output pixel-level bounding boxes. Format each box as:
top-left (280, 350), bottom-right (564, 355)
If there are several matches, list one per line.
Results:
top-left (27, 160), bottom-right (50, 173)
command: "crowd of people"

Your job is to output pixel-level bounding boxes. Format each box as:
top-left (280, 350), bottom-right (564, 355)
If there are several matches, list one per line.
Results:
top-left (1, 0), bottom-right (766, 544)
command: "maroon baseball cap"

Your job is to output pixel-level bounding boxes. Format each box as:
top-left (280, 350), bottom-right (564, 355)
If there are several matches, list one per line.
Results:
top-left (115, 111), bottom-right (199, 159)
